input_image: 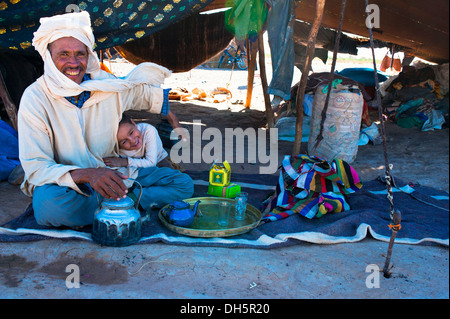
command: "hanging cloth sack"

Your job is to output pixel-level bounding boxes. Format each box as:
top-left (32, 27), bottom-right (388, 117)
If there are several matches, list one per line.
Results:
top-left (224, 0), bottom-right (268, 41)
top-left (380, 51), bottom-right (402, 72)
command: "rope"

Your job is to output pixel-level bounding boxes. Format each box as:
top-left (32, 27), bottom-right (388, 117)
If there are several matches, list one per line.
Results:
top-left (364, 0), bottom-right (396, 220)
top-left (388, 224), bottom-right (401, 231)
top-left (389, 175), bottom-right (449, 212)
top-left (226, 57), bottom-right (236, 89)
top-left (313, 0), bottom-right (347, 150)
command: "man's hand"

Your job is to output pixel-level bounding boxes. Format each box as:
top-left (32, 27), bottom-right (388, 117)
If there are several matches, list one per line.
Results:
top-left (166, 110), bottom-right (182, 130)
top-left (70, 168), bottom-right (128, 200)
top-left (166, 110), bottom-right (189, 142)
top-left (103, 157), bottom-right (128, 168)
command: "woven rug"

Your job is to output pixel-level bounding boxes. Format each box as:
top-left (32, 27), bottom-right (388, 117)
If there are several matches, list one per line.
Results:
top-left (1, 171), bottom-right (448, 248)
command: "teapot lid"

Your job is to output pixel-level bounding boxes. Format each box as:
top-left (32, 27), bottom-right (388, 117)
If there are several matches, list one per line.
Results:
top-left (170, 200), bottom-right (190, 209)
top-left (102, 196), bottom-right (135, 209)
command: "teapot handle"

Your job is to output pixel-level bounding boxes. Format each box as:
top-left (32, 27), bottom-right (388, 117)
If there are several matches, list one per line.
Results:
top-left (160, 205), bottom-right (173, 215)
top-left (127, 178), bottom-right (143, 210)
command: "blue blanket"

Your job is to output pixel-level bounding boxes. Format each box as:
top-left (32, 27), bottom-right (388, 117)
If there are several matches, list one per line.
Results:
top-left (1, 172), bottom-right (448, 248)
top-left (0, 120), bottom-right (20, 181)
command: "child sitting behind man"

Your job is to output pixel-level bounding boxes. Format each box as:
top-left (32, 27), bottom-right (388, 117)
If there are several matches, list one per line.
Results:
top-left (103, 114), bottom-right (173, 169)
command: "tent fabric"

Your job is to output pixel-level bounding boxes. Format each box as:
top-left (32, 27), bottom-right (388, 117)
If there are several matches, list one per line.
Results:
top-left (266, 0), bottom-right (295, 101)
top-left (292, 20), bottom-right (389, 72)
top-left (115, 11), bottom-right (234, 73)
top-left (293, 0), bottom-right (449, 64)
top-left (202, 0), bottom-right (449, 64)
top-left (0, 0), bottom-right (215, 54)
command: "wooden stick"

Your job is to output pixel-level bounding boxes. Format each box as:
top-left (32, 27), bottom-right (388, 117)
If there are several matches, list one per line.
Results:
top-left (383, 210), bottom-right (402, 278)
top-left (364, 0), bottom-right (400, 279)
top-left (292, 0), bottom-right (326, 156)
top-left (245, 39), bottom-right (258, 108)
top-left (0, 71), bottom-right (18, 131)
top-left (257, 31), bottom-right (274, 128)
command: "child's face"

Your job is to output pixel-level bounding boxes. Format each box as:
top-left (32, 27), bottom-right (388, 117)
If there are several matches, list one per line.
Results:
top-left (117, 122), bottom-right (142, 151)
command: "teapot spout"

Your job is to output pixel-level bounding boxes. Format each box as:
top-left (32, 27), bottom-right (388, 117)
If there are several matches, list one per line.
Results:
top-left (193, 200), bottom-right (201, 216)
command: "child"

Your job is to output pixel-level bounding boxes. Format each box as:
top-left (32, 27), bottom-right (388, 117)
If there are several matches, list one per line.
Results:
top-left (103, 114), bottom-right (171, 169)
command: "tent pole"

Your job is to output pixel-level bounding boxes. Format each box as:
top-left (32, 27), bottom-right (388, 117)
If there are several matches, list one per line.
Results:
top-left (257, 30), bottom-right (274, 128)
top-left (245, 39), bottom-right (258, 108)
top-left (0, 71), bottom-right (18, 131)
top-left (292, 0), bottom-right (326, 156)
top-left (364, 0), bottom-right (400, 278)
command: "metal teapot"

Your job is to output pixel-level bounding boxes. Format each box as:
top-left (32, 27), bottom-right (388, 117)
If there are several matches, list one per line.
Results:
top-left (162, 200), bottom-right (201, 227)
top-left (92, 180), bottom-right (142, 247)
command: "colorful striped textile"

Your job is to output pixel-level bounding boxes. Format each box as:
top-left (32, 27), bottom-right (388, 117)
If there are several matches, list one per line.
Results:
top-left (262, 154), bottom-right (362, 221)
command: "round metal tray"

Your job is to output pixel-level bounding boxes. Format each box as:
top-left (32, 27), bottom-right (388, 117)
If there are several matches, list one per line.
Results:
top-left (158, 197), bottom-right (262, 238)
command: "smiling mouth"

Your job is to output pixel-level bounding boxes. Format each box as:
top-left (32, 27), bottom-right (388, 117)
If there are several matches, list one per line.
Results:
top-left (65, 69), bottom-right (80, 77)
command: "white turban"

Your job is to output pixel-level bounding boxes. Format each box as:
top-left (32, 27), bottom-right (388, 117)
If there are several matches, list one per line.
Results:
top-left (32, 11), bottom-right (171, 98)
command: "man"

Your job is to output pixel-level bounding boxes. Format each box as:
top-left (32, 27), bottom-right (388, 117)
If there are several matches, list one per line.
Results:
top-left (18, 11), bottom-right (194, 227)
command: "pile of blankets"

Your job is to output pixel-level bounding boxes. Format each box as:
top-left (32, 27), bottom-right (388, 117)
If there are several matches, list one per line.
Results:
top-left (262, 154), bottom-right (362, 221)
top-left (382, 64), bottom-right (449, 130)
top-left (393, 98), bottom-right (446, 131)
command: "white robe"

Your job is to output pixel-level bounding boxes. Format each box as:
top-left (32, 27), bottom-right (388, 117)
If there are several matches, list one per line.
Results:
top-left (18, 70), bottom-right (165, 196)
top-left (19, 11), bottom-right (172, 196)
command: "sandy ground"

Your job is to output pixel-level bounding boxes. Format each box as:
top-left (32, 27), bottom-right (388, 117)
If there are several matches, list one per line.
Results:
top-left (0, 58), bottom-right (448, 302)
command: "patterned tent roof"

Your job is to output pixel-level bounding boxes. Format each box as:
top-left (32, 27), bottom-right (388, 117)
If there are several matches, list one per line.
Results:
top-left (0, 0), bottom-right (214, 54)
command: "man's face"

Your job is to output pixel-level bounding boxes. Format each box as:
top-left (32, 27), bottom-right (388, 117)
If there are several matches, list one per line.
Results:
top-left (49, 37), bottom-right (88, 84)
